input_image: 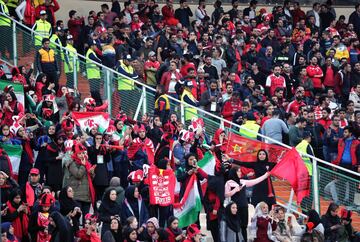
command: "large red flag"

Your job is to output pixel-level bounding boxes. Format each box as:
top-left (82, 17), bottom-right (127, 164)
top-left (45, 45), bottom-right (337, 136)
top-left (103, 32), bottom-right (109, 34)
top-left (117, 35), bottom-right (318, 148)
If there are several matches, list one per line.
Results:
top-left (270, 148), bottom-right (310, 204)
top-left (226, 132), bottom-right (289, 163)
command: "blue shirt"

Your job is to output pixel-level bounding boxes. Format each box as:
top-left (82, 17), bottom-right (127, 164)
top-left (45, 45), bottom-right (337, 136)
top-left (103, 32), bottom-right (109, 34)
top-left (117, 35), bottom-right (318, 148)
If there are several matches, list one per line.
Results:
top-left (341, 138), bottom-right (353, 165)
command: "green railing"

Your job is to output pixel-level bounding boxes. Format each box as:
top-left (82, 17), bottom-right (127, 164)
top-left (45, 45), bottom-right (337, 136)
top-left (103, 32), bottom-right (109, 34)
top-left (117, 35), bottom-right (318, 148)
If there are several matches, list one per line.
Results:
top-left (1, 13), bottom-right (359, 217)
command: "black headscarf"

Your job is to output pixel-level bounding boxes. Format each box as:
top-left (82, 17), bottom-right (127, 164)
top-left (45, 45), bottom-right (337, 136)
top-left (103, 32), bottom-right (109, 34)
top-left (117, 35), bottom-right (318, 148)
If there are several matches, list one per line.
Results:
top-left (256, 149), bottom-right (269, 163)
top-left (49, 211), bottom-right (74, 242)
top-left (156, 159), bottom-right (169, 170)
top-left (110, 217), bottom-right (123, 242)
top-left (100, 189), bottom-right (121, 215)
top-left (123, 227), bottom-right (137, 242)
top-left (9, 188), bottom-right (22, 209)
top-left (58, 186), bottom-right (78, 216)
top-left (307, 209), bottom-right (321, 228)
top-left (167, 216), bottom-right (182, 237)
top-left (125, 186), bottom-right (140, 220)
top-left (228, 167), bottom-right (241, 185)
top-left (224, 202), bottom-right (241, 233)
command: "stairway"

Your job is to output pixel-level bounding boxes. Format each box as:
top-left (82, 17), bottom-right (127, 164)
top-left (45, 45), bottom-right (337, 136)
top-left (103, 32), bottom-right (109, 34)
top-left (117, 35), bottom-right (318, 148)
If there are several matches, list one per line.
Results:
top-left (273, 180), bottom-right (360, 230)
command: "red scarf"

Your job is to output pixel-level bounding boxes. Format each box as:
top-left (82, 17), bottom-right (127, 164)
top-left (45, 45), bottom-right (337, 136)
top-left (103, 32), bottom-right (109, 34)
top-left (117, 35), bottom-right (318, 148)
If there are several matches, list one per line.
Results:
top-left (37, 212), bottom-right (51, 242)
top-left (128, 137), bottom-right (155, 165)
top-left (25, 182), bottom-right (35, 207)
top-left (22, 138), bottom-right (34, 164)
top-left (71, 155), bottom-right (96, 206)
top-left (6, 201), bottom-right (29, 240)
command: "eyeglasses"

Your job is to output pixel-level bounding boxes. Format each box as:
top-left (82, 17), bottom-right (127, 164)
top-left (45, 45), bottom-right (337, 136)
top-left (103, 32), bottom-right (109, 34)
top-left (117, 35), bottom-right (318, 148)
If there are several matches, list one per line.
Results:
top-left (95, 137), bottom-right (102, 140)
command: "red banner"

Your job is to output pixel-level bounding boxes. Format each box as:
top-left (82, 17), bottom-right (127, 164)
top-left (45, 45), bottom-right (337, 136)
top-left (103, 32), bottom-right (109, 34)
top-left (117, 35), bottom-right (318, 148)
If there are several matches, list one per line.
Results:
top-left (226, 133), bottom-right (289, 163)
top-left (148, 166), bottom-right (176, 206)
top-left (270, 148), bottom-right (310, 204)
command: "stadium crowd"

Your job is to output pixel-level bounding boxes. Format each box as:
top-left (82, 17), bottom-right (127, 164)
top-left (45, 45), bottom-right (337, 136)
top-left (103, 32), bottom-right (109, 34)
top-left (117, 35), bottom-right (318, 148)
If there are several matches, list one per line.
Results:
top-left (1, 0), bottom-right (360, 241)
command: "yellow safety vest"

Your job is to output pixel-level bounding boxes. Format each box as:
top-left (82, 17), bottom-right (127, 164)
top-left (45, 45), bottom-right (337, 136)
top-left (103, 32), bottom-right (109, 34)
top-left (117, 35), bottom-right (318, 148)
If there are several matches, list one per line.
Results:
top-left (117, 60), bottom-right (135, 90)
top-left (33, 19), bottom-right (51, 46)
top-left (0, 1), bottom-right (11, 27)
top-left (49, 34), bottom-right (61, 53)
top-left (6, 0), bottom-right (18, 8)
top-left (62, 44), bottom-right (79, 73)
top-left (85, 48), bottom-right (101, 79)
top-left (181, 89), bottom-right (198, 121)
top-left (38, 48), bottom-right (55, 63)
top-left (155, 94), bottom-right (170, 110)
top-left (296, 139), bottom-right (313, 176)
top-left (239, 121), bottom-right (260, 140)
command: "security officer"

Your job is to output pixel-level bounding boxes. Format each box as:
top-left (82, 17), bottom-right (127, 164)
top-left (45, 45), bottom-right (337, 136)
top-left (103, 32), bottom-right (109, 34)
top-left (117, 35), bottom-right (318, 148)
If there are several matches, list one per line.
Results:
top-left (295, 131), bottom-right (314, 212)
top-left (6, 0), bottom-right (18, 18)
top-left (239, 114), bottom-right (261, 140)
top-left (63, 35), bottom-right (78, 88)
top-left (85, 40), bottom-right (102, 105)
top-left (35, 38), bottom-right (59, 91)
top-left (32, 10), bottom-right (52, 49)
top-left (154, 84), bottom-right (170, 124)
top-left (181, 80), bottom-right (198, 123)
top-left (0, 0), bottom-right (12, 60)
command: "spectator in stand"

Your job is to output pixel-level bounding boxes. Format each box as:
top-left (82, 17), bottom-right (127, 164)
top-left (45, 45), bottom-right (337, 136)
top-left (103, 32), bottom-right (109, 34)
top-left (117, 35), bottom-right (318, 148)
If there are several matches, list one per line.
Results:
top-left (144, 51), bottom-right (160, 89)
top-left (288, 117), bottom-right (307, 147)
top-left (67, 10), bottom-right (84, 51)
top-left (349, 83), bottom-right (360, 112)
top-left (174, 0), bottom-right (192, 29)
top-left (265, 65), bottom-right (286, 97)
top-left (199, 79), bottom-right (222, 116)
top-left (262, 109), bottom-right (289, 144)
top-left (323, 114), bottom-right (343, 162)
top-left (349, 3), bottom-right (360, 37)
top-left (161, 0), bottom-right (178, 27)
top-left (35, 0), bottom-right (59, 27)
top-left (332, 126), bottom-right (360, 204)
top-left (306, 56), bottom-right (324, 95)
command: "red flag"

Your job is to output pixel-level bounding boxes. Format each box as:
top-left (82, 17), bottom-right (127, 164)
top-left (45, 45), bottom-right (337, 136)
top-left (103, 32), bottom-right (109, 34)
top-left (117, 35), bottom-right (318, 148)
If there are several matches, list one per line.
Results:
top-left (148, 166), bottom-right (176, 206)
top-left (226, 133), bottom-right (288, 162)
top-left (270, 148), bottom-right (310, 204)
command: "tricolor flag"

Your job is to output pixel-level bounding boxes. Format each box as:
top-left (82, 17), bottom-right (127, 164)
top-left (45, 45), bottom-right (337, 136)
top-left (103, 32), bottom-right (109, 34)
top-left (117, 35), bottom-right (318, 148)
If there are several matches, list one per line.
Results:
top-left (72, 112), bottom-right (110, 133)
top-left (1, 144), bottom-right (22, 177)
top-left (174, 174), bottom-right (202, 228)
top-left (197, 151), bottom-right (215, 175)
top-left (0, 80), bottom-right (24, 107)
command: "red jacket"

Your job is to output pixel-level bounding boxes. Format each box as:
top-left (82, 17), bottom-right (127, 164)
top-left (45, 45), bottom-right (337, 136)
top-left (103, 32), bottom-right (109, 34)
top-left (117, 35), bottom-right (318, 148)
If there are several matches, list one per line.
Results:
top-left (333, 138), bottom-right (360, 166)
top-left (317, 118), bottom-right (332, 130)
top-left (35, 0), bottom-right (60, 26)
top-left (24, 0), bottom-right (36, 26)
top-left (68, 17), bottom-right (84, 43)
top-left (160, 71), bottom-right (182, 94)
top-left (306, 65), bottom-right (323, 88)
top-left (221, 98), bottom-right (242, 127)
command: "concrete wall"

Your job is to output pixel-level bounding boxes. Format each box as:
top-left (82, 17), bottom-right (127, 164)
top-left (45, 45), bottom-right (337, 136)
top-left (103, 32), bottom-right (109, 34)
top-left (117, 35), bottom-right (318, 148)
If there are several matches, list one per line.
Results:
top-left (55, 0), bottom-right (355, 27)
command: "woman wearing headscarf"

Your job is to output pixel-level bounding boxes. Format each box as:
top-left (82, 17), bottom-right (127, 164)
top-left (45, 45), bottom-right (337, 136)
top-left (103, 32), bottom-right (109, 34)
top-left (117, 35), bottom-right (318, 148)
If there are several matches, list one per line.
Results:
top-left (99, 189), bottom-right (121, 235)
top-left (121, 185), bottom-right (149, 228)
top-left (58, 186), bottom-right (81, 233)
top-left (2, 91), bottom-right (24, 126)
top-left (220, 202), bottom-right (244, 242)
top-left (2, 189), bottom-right (30, 241)
top-left (34, 125), bottom-right (56, 183)
top-left (0, 171), bottom-right (18, 205)
top-left (0, 124), bottom-right (20, 146)
top-left (321, 202), bottom-right (341, 242)
top-left (87, 132), bottom-right (110, 202)
top-left (166, 216), bottom-right (184, 242)
top-left (48, 211), bottom-right (74, 242)
top-left (225, 166), bottom-right (270, 242)
top-left (123, 227), bottom-right (139, 242)
top-left (63, 143), bottom-right (96, 218)
top-left (229, 149), bottom-right (277, 208)
top-left (1, 222), bottom-right (19, 242)
top-left (43, 132), bottom-right (66, 192)
top-left (28, 193), bottom-right (55, 242)
top-left (248, 202), bottom-right (278, 242)
top-left (102, 216), bottom-right (123, 242)
top-left (306, 210), bottom-right (324, 234)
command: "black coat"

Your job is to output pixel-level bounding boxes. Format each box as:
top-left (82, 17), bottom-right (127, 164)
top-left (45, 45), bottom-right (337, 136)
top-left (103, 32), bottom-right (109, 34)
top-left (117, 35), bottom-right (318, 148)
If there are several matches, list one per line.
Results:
top-left (99, 190), bottom-right (122, 235)
top-left (87, 145), bottom-right (110, 186)
top-left (44, 143), bottom-right (63, 190)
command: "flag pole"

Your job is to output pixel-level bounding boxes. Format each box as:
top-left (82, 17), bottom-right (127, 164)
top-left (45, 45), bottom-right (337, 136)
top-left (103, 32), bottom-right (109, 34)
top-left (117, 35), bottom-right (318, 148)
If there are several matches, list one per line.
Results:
top-left (287, 189), bottom-right (295, 213)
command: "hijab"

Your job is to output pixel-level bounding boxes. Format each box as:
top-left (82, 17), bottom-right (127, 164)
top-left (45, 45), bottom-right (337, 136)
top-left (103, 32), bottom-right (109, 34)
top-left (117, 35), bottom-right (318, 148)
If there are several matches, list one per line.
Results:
top-left (100, 189), bottom-right (121, 216)
top-left (49, 211), bottom-right (74, 242)
top-left (110, 218), bottom-right (122, 242)
top-left (123, 227), bottom-right (137, 242)
top-left (1, 222), bottom-right (16, 241)
top-left (228, 167), bottom-right (241, 185)
top-left (167, 216), bottom-right (182, 237)
top-left (124, 186), bottom-right (140, 220)
top-left (58, 186), bottom-right (78, 216)
top-left (307, 209), bottom-right (321, 228)
top-left (224, 202), bottom-right (241, 232)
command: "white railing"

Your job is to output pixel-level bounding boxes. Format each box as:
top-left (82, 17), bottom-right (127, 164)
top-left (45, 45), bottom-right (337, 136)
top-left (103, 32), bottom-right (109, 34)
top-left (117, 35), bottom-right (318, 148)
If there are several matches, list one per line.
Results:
top-left (2, 13), bottom-right (360, 214)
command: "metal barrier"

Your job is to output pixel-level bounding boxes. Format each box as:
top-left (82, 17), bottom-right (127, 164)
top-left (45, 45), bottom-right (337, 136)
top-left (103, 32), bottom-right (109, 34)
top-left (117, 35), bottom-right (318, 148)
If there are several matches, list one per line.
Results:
top-left (1, 13), bottom-right (359, 216)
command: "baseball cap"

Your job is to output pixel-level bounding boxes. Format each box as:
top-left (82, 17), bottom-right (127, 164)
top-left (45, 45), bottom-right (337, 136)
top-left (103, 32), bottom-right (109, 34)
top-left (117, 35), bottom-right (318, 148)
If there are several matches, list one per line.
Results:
top-left (30, 168), bottom-right (40, 175)
top-left (148, 51), bottom-right (156, 57)
top-left (40, 10), bottom-right (47, 15)
top-left (67, 35), bottom-right (73, 40)
top-left (124, 54), bottom-right (133, 61)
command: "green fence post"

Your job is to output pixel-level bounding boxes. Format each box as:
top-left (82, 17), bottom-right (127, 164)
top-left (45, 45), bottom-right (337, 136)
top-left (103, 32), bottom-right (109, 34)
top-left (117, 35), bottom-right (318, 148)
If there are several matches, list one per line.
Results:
top-left (12, 21), bottom-right (17, 66)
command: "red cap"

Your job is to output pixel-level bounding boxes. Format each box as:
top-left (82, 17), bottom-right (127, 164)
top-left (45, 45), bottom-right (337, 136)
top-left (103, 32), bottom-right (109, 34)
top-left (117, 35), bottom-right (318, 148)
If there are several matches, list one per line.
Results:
top-left (29, 168), bottom-right (40, 175)
top-left (39, 193), bottom-right (55, 206)
top-left (187, 224), bottom-right (201, 239)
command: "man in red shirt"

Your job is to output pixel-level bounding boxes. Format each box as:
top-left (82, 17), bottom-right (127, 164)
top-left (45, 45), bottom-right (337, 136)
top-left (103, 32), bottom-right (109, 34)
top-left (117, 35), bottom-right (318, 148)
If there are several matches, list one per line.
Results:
top-left (317, 107), bottom-right (332, 129)
top-left (144, 51), bottom-right (160, 88)
top-left (161, 0), bottom-right (179, 26)
top-left (286, 88), bottom-right (306, 116)
top-left (221, 92), bottom-right (242, 127)
top-left (35, 0), bottom-right (60, 27)
top-left (306, 56), bottom-right (323, 94)
top-left (265, 65), bottom-right (286, 96)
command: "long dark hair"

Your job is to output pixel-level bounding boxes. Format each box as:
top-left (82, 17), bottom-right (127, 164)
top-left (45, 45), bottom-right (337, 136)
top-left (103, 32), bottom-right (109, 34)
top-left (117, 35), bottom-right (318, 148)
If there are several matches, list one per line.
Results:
top-left (256, 149), bottom-right (269, 162)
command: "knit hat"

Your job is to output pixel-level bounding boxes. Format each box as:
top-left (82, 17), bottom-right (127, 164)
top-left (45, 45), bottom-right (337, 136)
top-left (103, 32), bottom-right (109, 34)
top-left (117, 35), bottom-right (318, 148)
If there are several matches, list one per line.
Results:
top-left (186, 224), bottom-right (201, 239)
top-left (64, 139), bottom-right (76, 152)
top-left (10, 122), bottom-right (22, 135)
top-left (105, 125), bottom-right (116, 135)
top-left (147, 217), bottom-right (159, 229)
top-left (72, 143), bottom-right (87, 154)
top-left (61, 119), bottom-right (74, 132)
top-left (340, 209), bottom-right (352, 221)
top-left (84, 97), bottom-right (96, 106)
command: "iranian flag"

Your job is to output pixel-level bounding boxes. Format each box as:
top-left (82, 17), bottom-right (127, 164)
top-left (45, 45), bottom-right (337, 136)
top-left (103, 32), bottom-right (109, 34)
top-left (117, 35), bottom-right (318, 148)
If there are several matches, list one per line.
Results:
top-left (174, 174), bottom-right (202, 228)
top-left (197, 151), bottom-right (215, 175)
top-left (72, 112), bottom-right (110, 133)
top-left (1, 144), bottom-right (22, 177)
top-left (0, 80), bottom-right (24, 107)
